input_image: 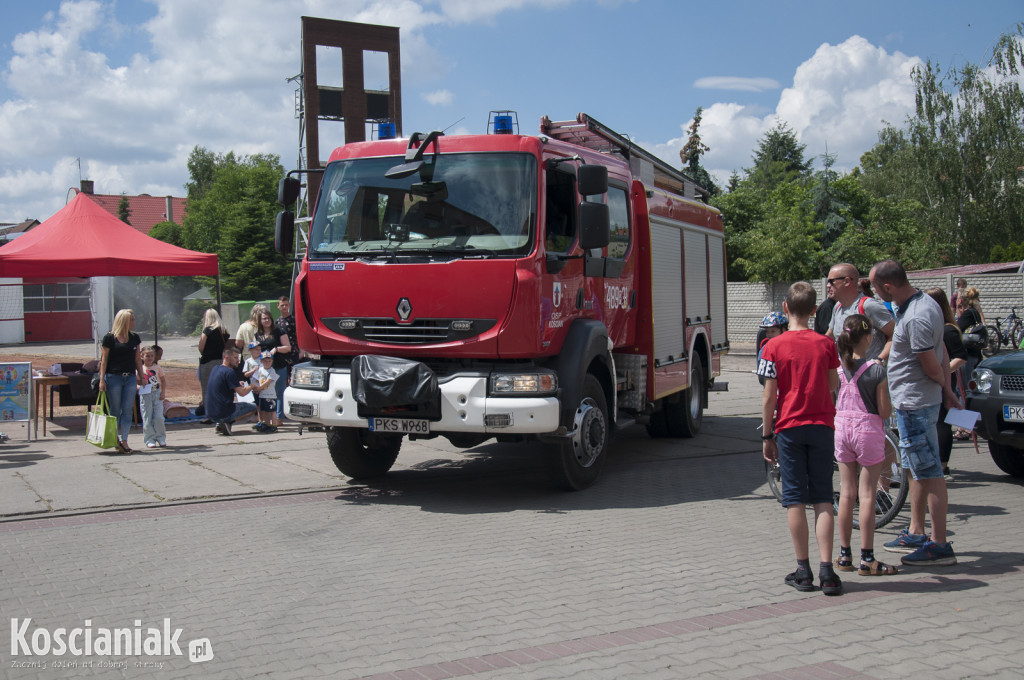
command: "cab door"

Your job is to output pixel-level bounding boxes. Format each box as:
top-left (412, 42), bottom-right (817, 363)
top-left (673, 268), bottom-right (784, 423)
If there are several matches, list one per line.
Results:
top-left (594, 181), bottom-right (637, 348)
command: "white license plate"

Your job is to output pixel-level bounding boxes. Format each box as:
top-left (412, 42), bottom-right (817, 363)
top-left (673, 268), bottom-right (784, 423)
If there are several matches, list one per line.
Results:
top-left (1004, 405), bottom-right (1024, 422)
top-left (368, 417), bottom-right (430, 434)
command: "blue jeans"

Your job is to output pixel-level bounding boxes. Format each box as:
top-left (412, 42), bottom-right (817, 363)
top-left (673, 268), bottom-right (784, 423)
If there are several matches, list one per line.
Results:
top-left (214, 401), bottom-right (257, 424)
top-left (275, 366), bottom-right (290, 420)
top-left (103, 373), bottom-right (137, 442)
top-left (896, 405), bottom-right (943, 480)
top-left (776, 424), bottom-right (834, 507)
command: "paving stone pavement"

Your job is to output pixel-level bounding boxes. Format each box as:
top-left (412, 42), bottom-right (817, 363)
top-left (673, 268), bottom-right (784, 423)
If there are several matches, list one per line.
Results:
top-left (1, 351), bottom-right (1023, 679)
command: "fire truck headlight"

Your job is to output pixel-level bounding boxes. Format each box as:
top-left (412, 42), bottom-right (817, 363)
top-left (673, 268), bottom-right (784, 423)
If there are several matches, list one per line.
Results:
top-left (489, 370), bottom-right (557, 396)
top-left (291, 365), bottom-right (329, 391)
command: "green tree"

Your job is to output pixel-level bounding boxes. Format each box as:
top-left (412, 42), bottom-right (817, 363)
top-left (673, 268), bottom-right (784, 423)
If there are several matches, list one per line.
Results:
top-left (680, 106), bottom-right (720, 196)
top-left (859, 24), bottom-right (1024, 264)
top-left (746, 121), bottom-right (812, 191)
top-left (148, 220), bottom-right (183, 247)
top-left (731, 183), bottom-right (823, 282)
top-left (181, 150), bottom-right (290, 301)
top-left (117, 194), bottom-right (131, 224)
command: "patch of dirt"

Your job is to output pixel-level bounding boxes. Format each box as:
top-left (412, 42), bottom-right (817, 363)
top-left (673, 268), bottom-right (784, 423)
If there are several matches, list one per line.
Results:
top-left (9, 354), bottom-right (201, 417)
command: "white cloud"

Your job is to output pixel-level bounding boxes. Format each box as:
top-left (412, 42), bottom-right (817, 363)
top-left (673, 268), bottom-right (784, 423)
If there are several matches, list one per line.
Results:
top-left (437, 0), bottom-right (571, 24)
top-left (645, 36), bottom-right (923, 189)
top-left (694, 77), bottom-right (780, 92)
top-left (422, 89), bottom-right (454, 106)
top-left (1, 0), bottom-right (588, 222)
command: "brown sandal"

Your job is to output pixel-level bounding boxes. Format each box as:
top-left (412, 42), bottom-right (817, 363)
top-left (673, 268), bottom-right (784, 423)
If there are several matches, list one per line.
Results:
top-left (834, 556), bottom-right (855, 572)
top-left (858, 560), bottom-right (898, 576)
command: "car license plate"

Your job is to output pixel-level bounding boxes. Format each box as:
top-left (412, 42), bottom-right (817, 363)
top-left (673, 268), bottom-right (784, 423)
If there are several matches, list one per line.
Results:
top-left (1004, 405), bottom-right (1024, 422)
top-left (368, 417), bottom-right (430, 434)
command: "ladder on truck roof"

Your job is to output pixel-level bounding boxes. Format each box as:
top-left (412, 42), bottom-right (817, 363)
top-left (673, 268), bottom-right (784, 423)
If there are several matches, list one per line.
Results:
top-left (539, 113), bottom-right (709, 201)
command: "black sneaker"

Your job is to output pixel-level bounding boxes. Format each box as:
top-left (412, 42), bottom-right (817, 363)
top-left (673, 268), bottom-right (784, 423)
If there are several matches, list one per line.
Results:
top-left (215, 421), bottom-right (232, 436)
top-left (784, 569), bottom-right (815, 592)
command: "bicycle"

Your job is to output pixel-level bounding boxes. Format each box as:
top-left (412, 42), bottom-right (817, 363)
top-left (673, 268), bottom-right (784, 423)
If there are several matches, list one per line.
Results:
top-left (764, 423), bottom-right (908, 529)
top-left (983, 307), bottom-right (1024, 357)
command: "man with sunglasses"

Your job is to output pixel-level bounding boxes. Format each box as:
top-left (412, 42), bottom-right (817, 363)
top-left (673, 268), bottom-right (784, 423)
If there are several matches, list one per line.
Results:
top-left (825, 263), bottom-right (895, 362)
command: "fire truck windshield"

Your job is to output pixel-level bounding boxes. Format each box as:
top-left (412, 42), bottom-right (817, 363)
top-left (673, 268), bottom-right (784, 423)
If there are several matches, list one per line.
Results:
top-left (309, 153), bottom-right (537, 259)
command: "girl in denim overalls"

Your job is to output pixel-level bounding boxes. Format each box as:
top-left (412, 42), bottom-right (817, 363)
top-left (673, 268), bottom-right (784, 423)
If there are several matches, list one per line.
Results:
top-left (834, 314), bottom-right (899, 576)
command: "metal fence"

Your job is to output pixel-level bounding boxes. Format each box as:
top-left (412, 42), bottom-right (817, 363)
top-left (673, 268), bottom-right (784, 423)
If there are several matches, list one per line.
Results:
top-left (727, 272), bottom-right (1024, 344)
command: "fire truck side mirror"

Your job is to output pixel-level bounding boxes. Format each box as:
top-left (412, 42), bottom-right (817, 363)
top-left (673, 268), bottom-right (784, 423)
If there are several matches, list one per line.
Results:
top-left (577, 165), bottom-right (608, 196)
top-left (577, 202), bottom-right (610, 250)
top-left (278, 176), bottom-right (301, 206)
top-left (275, 211), bottom-right (295, 255)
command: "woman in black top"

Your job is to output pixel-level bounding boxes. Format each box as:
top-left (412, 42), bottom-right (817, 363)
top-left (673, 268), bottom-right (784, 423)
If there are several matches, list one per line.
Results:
top-left (99, 309), bottom-right (145, 454)
top-left (955, 287), bottom-right (985, 392)
top-left (197, 308), bottom-right (230, 413)
top-left (255, 308), bottom-right (290, 426)
top-left (928, 288), bottom-right (968, 475)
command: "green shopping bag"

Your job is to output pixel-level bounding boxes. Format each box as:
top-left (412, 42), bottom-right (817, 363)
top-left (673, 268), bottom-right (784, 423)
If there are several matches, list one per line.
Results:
top-left (85, 391), bottom-right (118, 449)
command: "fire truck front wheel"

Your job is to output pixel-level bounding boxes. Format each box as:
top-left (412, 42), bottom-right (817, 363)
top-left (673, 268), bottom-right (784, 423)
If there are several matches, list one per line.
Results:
top-left (326, 427), bottom-right (402, 479)
top-left (545, 375), bottom-right (609, 491)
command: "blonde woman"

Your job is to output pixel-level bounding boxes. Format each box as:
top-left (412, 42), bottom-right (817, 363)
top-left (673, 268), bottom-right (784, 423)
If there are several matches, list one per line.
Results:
top-left (198, 308), bottom-right (229, 412)
top-left (236, 304), bottom-right (270, 351)
top-left (98, 309), bottom-right (145, 454)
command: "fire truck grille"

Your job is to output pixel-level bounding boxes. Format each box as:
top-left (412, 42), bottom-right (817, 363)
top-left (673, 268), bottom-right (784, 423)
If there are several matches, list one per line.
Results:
top-left (322, 318), bottom-right (497, 345)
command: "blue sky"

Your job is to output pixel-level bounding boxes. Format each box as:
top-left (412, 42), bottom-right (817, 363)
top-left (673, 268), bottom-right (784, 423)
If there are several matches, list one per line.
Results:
top-left (0, 0), bottom-right (1021, 223)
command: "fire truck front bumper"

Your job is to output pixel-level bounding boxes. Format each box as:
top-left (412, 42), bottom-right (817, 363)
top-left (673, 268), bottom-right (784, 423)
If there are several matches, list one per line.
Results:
top-left (283, 364), bottom-right (561, 434)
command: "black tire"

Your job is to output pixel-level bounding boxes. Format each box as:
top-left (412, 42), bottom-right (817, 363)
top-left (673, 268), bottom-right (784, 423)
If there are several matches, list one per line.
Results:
top-left (545, 374), bottom-right (610, 491)
top-left (326, 427), bottom-right (402, 478)
top-left (988, 441), bottom-right (1024, 477)
top-left (831, 431), bottom-right (908, 529)
top-left (665, 360), bottom-right (705, 438)
top-left (983, 325), bottom-right (1001, 357)
top-left (645, 408), bottom-right (669, 438)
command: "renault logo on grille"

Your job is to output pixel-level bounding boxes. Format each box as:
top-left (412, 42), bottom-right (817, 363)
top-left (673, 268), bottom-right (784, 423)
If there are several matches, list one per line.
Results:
top-left (396, 297), bottom-right (412, 321)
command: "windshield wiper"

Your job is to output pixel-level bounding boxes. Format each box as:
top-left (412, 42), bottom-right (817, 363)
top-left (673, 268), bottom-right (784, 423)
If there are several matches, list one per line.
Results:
top-left (358, 246), bottom-right (499, 260)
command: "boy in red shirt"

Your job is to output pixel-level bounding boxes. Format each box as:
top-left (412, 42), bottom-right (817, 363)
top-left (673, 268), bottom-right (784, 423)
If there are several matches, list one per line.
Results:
top-left (757, 281), bottom-right (842, 595)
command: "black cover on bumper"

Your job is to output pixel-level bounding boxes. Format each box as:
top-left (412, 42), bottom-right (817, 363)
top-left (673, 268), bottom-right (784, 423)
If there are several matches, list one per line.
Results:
top-left (351, 355), bottom-right (441, 418)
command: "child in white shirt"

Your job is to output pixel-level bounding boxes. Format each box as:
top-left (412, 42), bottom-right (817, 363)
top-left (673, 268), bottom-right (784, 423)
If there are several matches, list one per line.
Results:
top-left (250, 352), bottom-right (279, 432)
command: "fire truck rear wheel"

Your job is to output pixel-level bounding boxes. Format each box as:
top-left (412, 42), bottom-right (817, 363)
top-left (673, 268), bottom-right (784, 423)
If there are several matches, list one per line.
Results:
top-left (545, 374), bottom-right (609, 491)
top-left (326, 427), bottom-right (402, 479)
top-left (665, 360), bottom-right (704, 438)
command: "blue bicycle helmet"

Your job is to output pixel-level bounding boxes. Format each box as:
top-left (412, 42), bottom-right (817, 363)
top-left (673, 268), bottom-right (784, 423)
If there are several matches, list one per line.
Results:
top-left (759, 311), bottom-right (788, 329)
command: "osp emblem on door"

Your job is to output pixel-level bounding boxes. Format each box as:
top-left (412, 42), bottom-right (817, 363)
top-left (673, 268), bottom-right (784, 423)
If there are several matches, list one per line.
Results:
top-left (553, 282), bottom-right (562, 308)
top-left (396, 297), bottom-right (412, 321)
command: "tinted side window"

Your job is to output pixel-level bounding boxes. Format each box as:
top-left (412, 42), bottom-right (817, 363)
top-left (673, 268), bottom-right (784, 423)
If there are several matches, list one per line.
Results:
top-left (545, 169), bottom-right (577, 253)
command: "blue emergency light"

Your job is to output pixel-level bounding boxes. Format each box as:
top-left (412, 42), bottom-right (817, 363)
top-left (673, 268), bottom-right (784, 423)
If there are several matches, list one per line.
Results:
top-left (378, 122), bottom-right (397, 140)
top-left (488, 110), bottom-right (519, 135)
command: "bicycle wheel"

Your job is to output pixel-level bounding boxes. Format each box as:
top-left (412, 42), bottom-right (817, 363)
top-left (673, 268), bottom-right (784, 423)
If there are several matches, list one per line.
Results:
top-left (832, 431), bottom-right (908, 529)
top-left (983, 325), bottom-right (1001, 357)
top-left (1014, 323), bottom-right (1024, 350)
top-left (765, 459), bottom-right (783, 504)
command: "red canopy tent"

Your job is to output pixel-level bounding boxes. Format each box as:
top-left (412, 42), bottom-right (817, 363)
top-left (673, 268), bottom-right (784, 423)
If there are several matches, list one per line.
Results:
top-left (0, 192), bottom-right (219, 344)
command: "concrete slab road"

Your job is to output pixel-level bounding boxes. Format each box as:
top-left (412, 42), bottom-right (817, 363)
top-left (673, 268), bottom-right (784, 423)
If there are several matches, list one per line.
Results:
top-left (1, 352), bottom-right (1023, 679)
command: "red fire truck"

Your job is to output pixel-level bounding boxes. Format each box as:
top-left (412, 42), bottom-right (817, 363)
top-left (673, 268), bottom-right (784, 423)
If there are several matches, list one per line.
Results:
top-left (275, 112), bottom-right (729, 490)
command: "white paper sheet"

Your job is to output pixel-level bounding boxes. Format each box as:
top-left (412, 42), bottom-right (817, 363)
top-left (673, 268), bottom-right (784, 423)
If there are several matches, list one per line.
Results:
top-left (944, 408), bottom-right (980, 429)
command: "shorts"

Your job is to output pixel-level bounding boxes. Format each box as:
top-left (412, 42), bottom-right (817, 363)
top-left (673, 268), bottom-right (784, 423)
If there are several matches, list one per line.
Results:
top-left (258, 397), bottom-right (278, 413)
top-left (834, 414), bottom-right (886, 466)
top-left (895, 405), bottom-right (943, 480)
top-left (776, 424), bottom-right (835, 507)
